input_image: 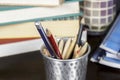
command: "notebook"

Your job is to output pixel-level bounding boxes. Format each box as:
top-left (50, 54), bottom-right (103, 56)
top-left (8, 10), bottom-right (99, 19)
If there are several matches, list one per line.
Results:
top-left (100, 13), bottom-right (120, 55)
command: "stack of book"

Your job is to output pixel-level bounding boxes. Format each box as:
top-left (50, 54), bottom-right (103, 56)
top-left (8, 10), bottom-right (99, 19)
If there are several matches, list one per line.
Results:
top-left (90, 13), bottom-right (120, 69)
top-left (0, 0), bottom-right (83, 57)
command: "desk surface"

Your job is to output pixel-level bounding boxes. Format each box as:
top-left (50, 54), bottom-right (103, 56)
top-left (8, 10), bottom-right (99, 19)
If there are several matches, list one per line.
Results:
top-left (0, 35), bottom-right (120, 80)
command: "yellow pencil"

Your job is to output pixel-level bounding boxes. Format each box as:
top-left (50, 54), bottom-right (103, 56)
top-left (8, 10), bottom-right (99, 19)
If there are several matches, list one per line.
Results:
top-left (62, 38), bottom-right (72, 59)
top-left (64, 36), bottom-right (77, 59)
top-left (74, 42), bottom-right (88, 58)
top-left (42, 48), bottom-right (51, 57)
top-left (58, 39), bottom-right (64, 54)
top-left (72, 44), bottom-right (81, 58)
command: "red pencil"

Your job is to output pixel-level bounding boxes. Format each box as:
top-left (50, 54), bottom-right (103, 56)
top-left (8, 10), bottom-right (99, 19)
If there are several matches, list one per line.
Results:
top-left (46, 29), bottom-right (62, 59)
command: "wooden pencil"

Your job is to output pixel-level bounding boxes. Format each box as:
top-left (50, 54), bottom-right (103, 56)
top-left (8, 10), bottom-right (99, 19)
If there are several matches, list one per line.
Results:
top-left (62, 38), bottom-right (72, 59)
top-left (58, 39), bottom-right (64, 54)
top-left (42, 48), bottom-right (51, 57)
top-left (46, 28), bottom-right (62, 59)
top-left (73, 42), bottom-right (88, 58)
top-left (72, 44), bottom-right (81, 58)
top-left (64, 36), bottom-right (77, 59)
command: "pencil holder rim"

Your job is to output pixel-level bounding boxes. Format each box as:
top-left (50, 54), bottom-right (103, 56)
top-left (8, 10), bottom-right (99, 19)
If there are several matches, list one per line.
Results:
top-left (40, 43), bottom-right (91, 62)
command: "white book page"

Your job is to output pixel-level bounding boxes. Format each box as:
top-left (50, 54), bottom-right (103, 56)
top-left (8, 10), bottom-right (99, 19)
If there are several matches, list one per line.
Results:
top-left (106, 52), bottom-right (120, 60)
top-left (99, 58), bottom-right (120, 69)
top-left (0, 0), bottom-right (64, 6)
top-left (0, 39), bottom-right (43, 57)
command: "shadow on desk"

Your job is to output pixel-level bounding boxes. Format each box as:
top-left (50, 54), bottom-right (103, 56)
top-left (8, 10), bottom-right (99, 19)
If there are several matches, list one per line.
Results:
top-left (0, 51), bottom-right (46, 80)
top-left (97, 65), bottom-right (120, 80)
top-left (86, 60), bottom-right (120, 80)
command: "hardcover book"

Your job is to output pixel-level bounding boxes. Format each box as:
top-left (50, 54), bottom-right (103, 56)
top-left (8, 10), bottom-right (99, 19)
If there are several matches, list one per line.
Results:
top-left (0, 2), bottom-right (82, 26)
top-left (100, 13), bottom-right (120, 55)
top-left (0, 19), bottom-right (80, 57)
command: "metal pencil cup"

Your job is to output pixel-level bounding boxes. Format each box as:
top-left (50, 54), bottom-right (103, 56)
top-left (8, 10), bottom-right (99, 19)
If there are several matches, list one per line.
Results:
top-left (40, 44), bottom-right (91, 80)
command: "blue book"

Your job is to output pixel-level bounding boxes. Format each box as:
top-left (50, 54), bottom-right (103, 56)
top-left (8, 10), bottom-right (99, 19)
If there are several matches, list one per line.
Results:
top-left (100, 13), bottom-right (120, 55)
top-left (91, 14), bottom-right (120, 69)
top-left (99, 56), bottom-right (120, 69)
top-left (0, 2), bottom-right (82, 26)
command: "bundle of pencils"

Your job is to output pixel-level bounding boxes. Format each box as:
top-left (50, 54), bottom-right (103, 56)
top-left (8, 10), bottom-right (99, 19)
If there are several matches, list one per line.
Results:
top-left (35, 21), bottom-right (88, 59)
top-left (35, 21), bottom-right (62, 59)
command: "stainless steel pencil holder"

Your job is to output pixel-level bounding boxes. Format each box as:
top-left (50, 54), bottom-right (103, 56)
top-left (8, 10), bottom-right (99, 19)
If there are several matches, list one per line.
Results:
top-left (40, 44), bottom-right (91, 80)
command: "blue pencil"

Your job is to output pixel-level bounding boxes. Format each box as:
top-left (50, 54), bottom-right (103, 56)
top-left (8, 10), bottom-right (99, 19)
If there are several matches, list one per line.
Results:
top-left (35, 21), bottom-right (57, 58)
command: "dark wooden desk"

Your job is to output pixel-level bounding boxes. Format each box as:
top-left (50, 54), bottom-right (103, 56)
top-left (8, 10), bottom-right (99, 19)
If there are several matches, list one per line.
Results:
top-left (0, 35), bottom-right (120, 80)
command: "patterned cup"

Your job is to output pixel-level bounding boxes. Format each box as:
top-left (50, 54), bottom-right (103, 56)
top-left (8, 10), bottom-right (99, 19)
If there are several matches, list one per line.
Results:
top-left (82, 0), bottom-right (116, 35)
